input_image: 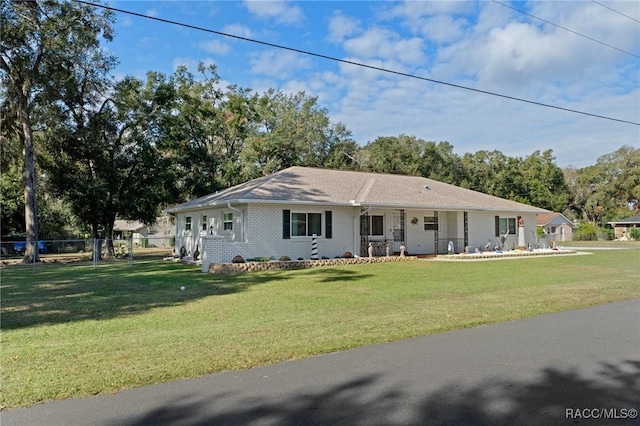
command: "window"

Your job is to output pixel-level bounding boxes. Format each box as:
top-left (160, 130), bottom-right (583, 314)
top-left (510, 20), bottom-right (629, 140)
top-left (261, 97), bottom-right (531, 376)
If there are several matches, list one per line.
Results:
top-left (202, 215), bottom-right (208, 231)
top-left (496, 217), bottom-right (516, 236)
top-left (291, 212), bottom-right (322, 237)
top-left (370, 215), bottom-right (384, 236)
top-left (223, 212), bottom-right (233, 231)
top-left (283, 210), bottom-right (332, 239)
top-left (185, 216), bottom-right (192, 232)
top-left (424, 216), bottom-right (438, 231)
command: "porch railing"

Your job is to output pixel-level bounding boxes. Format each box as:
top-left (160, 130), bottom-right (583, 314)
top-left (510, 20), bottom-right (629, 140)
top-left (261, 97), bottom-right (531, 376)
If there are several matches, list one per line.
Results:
top-left (437, 238), bottom-right (465, 254)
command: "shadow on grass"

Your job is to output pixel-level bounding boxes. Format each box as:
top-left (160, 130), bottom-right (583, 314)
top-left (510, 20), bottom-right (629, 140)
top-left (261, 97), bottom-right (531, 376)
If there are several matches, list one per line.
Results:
top-left (114, 360), bottom-right (640, 425)
top-left (300, 267), bottom-right (374, 283)
top-left (0, 260), bottom-right (373, 330)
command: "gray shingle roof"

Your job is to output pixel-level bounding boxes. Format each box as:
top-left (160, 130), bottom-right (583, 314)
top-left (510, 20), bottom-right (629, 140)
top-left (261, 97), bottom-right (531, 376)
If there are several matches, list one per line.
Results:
top-left (608, 215), bottom-right (640, 225)
top-left (165, 166), bottom-right (548, 214)
top-left (536, 212), bottom-right (575, 227)
top-left (113, 220), bottom-right (146, 231)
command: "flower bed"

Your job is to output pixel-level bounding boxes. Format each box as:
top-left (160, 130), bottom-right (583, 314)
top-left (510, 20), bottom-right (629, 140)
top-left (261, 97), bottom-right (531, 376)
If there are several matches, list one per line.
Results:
top-left (208, 256), bottom-right (417, 274)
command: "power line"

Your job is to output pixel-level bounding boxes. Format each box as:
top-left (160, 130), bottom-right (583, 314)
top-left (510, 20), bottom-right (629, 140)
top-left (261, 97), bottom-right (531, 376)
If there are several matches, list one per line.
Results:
top-left (493, 0), bottom-right (640, 59)
top-left (591, 0), bottom-right (640, 24)
top-left (76, 0), bottom-right (640, 126)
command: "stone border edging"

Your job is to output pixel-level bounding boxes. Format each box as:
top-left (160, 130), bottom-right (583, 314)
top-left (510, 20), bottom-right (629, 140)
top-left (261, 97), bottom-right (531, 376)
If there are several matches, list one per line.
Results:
top-left (208, 256), bottom-right (417, 274)
top-left (436, 249), bottom-right (577, 261)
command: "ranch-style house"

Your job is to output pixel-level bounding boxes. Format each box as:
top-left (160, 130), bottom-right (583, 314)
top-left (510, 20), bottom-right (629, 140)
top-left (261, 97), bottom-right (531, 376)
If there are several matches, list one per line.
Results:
top-left (165, 167), bottom-right (548, 268)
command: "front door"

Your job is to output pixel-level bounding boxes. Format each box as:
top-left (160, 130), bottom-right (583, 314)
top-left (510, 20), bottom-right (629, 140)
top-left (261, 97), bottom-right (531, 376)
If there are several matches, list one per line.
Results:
top-left (392, 211), bottom-right (405, 253)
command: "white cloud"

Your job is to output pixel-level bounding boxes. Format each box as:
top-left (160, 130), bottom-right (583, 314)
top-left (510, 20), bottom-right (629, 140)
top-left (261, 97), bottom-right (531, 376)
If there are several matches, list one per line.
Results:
top-left (249, 50), bottom-right (312, 78)
top-left (415, 15), bottom-right (468, 44)
top-left (221, 24), bottom-right (254, 39)
top-left (327, 11), bottom-right (361, 43)
top-left (384, 0), bottom-right (474, 44)
top-left (199, 39), bottom-right (230, 55)
top-left (418, 0), bottom-right (639, 100)
top-left (145, 9), bottom-right (159, 18)
top-left (385, 0), bottom-right (472, 21)
top-left (332, 72), bottom-right (637, 167)
top-left (318, 1), bottom-right (638, 166)
top-left (242, 0), bottom-right (304, 25)
top-left (343, 28), bottom-right (426, 66)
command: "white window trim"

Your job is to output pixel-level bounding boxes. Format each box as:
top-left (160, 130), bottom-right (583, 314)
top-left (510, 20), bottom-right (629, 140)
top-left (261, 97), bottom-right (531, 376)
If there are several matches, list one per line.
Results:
top-left (222, 212), bottom-right (234, 233)
top-left (499, 217), bottom-right (517, 235)
top-left (368, 215), bottom-right (385, 237)
top-left (423, 216), bottom-right (438, 231)
top-left (291, 211), bottom-right (323, 238)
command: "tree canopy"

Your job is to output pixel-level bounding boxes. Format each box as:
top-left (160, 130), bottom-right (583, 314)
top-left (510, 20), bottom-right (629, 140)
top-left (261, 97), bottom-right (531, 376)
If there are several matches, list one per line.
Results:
top-left (1, 0), bottom-right (114, 261)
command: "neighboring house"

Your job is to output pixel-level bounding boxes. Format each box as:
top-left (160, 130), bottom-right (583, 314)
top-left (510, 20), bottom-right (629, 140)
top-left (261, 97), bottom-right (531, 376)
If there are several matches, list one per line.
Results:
top-left (113, 220), bottom-right (148, 245)
top-left (112, 217), bottom-right (175, 247)
top-left (165, 167), bottom-right (548, 263)
top-left (536, 212), bottom-right (576, 242)
top-left (607, 215), bottom-right (640, 240)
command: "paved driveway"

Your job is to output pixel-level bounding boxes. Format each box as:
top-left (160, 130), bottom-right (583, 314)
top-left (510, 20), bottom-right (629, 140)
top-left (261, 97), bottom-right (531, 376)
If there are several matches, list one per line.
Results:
top-left (3, 299), bottom-right (639, 425)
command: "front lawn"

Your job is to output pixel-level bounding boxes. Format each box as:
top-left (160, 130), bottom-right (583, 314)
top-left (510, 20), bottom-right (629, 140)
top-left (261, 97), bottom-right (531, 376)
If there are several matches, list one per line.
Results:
top-left (1, 249), bottom-right (638, 409)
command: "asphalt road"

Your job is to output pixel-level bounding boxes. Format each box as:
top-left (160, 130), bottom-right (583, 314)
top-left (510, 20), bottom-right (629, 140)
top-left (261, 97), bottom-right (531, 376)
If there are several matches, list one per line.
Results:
top-left (3, 299), bottom-right (639, 426)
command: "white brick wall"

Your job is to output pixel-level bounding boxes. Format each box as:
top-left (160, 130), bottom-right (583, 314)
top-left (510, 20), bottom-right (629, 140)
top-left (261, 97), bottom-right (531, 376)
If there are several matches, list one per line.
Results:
top-left (177, 204), bottom-right (541, 264)
top-left (467, 212), bottom-right (538, 251)
top-left (241, 204), bottom-right (358, 261)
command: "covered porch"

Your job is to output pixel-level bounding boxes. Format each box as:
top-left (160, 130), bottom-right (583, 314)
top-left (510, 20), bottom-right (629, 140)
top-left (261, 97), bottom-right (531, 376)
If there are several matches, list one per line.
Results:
top-left (356, 209), bottom-right (468, 257)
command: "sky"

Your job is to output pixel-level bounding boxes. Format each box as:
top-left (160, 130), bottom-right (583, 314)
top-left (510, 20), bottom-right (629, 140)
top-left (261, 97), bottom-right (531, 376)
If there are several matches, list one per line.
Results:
top-left (103, 0), bottom-right (640, 168)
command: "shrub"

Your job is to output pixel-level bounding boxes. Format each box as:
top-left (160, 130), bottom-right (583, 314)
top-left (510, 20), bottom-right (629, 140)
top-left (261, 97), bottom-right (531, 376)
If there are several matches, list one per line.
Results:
top-left (247, 257), bottom-right (271, 262)
top-left (278, 256), bottom-right (291, 261)
top-left (630, 227), bottom-right (640, 240)
top-left (574, 222), bottom-right (598, 241)
top-left (231, 255), bottom-right (245, 263)
top-left (601, 228), bottom-right (614, 241)
top-left (342, 251), bottom-right (353, 258)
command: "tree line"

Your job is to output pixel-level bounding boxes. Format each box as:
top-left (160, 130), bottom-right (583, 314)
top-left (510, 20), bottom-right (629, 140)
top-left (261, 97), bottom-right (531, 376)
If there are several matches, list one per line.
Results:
top-left (2, 1), bottom-right (638, 261)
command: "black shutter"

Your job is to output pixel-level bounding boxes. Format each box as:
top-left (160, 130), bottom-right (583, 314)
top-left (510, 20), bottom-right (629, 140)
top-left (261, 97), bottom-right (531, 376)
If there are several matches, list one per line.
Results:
top-left (325, 211), bottom-right (332, 239)
top-left (495, 216), bottom-right (500, 237)
top-left (283, 210), bottom-right (291, 239)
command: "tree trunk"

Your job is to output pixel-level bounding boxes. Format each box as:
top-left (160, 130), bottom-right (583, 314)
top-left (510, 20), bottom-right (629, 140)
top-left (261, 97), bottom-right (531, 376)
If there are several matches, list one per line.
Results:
top-left (104, 221), bottom-right (115, 259)
top-left (20, 92), bottom-right (39, 264)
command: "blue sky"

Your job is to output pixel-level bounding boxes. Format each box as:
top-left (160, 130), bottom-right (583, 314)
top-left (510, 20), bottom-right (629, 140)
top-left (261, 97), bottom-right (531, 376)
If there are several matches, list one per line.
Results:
top-left (105, 0), bottom-right (639, 168)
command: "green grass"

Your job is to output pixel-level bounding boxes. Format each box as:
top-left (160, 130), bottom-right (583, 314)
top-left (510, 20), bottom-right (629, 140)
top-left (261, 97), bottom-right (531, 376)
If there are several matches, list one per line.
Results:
top-left (2, 249), bottom-right (639, 409)
top-left (561, 240), bottom-right (639, 248)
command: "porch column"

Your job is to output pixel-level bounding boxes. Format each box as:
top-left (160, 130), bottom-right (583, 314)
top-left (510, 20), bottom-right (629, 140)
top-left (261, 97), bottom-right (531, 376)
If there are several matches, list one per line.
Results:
top-left (463, 212), bottom-right (469, 250)
top-left (434, 210), bottom-right (439, 254)
top-left (517, 216), bottom-right (526, 250)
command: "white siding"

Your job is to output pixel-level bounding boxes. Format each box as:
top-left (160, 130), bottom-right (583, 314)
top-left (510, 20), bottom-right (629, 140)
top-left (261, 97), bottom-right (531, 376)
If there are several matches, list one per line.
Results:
top-left (467, 212), bottom-right (538, 251)
top-left (405, 209), bottom-right (435, 255)
top-left (174, 205), bottom-right (541, 261)
top-left (242, 204), bottom-right (357, 261)
top-left (174, 206), bottom-right (248, 256)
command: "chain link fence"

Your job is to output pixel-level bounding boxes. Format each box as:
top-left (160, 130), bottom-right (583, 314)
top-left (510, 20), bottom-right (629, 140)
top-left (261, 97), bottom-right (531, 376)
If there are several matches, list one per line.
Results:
top-left (0, 237), bottom-right (174, 270)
